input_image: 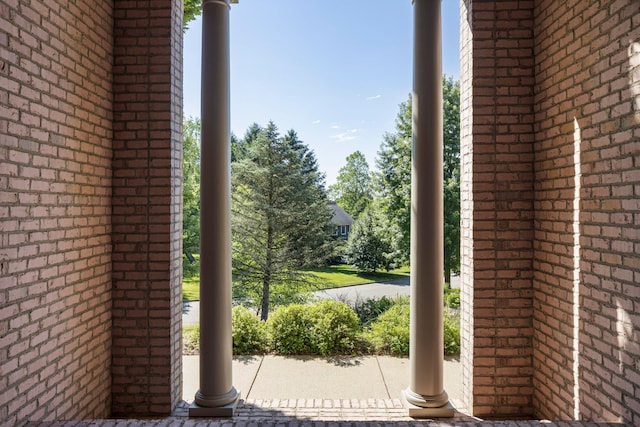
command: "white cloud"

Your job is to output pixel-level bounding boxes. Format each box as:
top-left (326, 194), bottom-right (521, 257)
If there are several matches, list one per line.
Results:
top-left (312, 119), bottom-right (321, 125)
top-left (331, 128), bottom-right (359, 143)
top-left (331, 124), bottom-right (341, 129)
top-left (366, 94), bottom-right (382, 101)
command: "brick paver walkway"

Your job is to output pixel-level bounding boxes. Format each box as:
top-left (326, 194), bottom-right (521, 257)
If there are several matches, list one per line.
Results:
top-left (24, 398), bottom-right (628, 427)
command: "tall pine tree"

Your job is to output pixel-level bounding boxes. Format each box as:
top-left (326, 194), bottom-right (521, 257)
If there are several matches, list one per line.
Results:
top-left (231, 122), bottom-right (334, 320)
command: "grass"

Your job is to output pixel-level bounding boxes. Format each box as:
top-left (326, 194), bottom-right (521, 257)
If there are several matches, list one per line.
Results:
top-left (183, 276), bottom-right (200, 301)
top-left (182, 263), bottom-right (410, 301)
top-left (304, 264), bottom-right (410, 289)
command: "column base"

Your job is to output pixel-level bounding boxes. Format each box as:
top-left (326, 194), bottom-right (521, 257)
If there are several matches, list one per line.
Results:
top-left (188, 394), bottom-right (240, 417)
top-left (402, 389), bottom-right (455, 418)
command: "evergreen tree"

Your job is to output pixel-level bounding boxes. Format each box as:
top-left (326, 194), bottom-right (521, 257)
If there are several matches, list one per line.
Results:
top-left (232, 122), bottom-right (334, 320)
top-left (344, 205), bottom-right (391, 273)
top-left (232, 122), bottom-right (262, 163)
top-left (328, 151), bottom-right (373, 219)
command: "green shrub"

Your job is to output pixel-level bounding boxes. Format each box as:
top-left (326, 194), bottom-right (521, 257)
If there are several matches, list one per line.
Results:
top-left (366, 302), bottom-right (410, 356)
top-left (308, 300), bottom-right (362, 355)
top-left (444, 288), bottom-right (460, 309)
top-left (443, 311), bottom-right (461, 355)
top-left (232, 305), bottom-right (267, 354)
top-left (366, 299), bottom-right (461, 357)
top-left (268, 304), bottom-right (315, 354)
top-left (183, 325), bottom-right (200, 355)
top-left (353, 296), bottom-right (394, 326)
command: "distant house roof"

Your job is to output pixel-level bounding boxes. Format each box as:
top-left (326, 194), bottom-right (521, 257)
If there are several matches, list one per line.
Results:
top-left (329, 201), bottom-right (354, 226)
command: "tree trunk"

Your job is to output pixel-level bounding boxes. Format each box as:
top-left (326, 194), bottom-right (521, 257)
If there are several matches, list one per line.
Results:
top-left (261, 224), bottom-right (273, 321)
top-left (444, 269), bottom-right (451, 288)
top-left (260, 272), bottom-right (270, 321)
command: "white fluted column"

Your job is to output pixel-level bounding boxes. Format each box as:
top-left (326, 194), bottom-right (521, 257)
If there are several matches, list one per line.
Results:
top-left (402, 0), bottom-right (454, 418)
top-left (189, 0), bottom-right (240, 417)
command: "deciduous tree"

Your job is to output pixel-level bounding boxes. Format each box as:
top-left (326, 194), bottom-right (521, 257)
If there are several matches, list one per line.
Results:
top-left (182, 117), bottom-right (201, 277)
top-left (374, 96), bottom-right (412, 264)
top-left (183, 0), bottom-right (200, 31)
top-left (442, 76), bottom-right (461, 284)
top-left (374, 76), bottom-right (460, 281)
top-left (183, 117), bottom-right (201, 255)
top-left (328, 151), bottom-right (372, 220)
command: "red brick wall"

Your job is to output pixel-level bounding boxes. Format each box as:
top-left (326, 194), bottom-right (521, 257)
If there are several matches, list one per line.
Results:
top-left (110, 0), bottom-right (183, 416)
top-left (459, 0), bottom-right (536, 418)
top-left (533, 0), bottom-right (640, 423)
top-left (463, 0), bottom-right (640, 422)
top-left (0, 1), bottom-right (113, 425)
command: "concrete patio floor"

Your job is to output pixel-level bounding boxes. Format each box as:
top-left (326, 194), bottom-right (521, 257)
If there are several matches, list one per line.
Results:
top-left (23, 356), bottom-right (629, 426)
top-left (182, 355), bottom-right (463, 403)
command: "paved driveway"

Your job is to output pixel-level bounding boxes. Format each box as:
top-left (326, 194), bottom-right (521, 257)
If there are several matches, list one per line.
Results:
top-left (182, 275), bottom-right (459, 326)
top-left (312, 278), bottom-right (411, 304)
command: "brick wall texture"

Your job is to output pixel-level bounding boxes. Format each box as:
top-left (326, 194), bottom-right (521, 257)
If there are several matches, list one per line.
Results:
top-left (461, 0), bottom-right (640, 423)
top-left (0, 0), bottom-right (115, 425)
top-left (0, 0), bottom-right (183, 425)
top-left (460, 0), bottom-right (536, 418)
top-left (2, 0), bottom-right (639, 425)
top-left (110, 0), bottom-right (183, 417)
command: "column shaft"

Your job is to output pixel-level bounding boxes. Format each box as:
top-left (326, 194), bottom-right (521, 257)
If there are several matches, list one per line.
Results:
top-left (190, 0), bottom-right (239, 417)
top-left (403, 0), bottom-right (453, 417)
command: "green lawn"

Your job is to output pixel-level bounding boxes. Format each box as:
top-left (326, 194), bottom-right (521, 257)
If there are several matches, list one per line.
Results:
top-left (182, 263), bottom-right (410, 301)
top-left (183, 276), bottom-right (200, 301)
top-left (304, 264), bottom-right (410, 289)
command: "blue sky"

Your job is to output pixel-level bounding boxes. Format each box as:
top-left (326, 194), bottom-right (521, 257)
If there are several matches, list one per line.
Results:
top-left (183, 0), bottom-right (460, 185)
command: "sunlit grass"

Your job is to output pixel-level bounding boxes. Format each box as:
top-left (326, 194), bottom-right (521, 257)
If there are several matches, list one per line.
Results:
top-left (304, 264), bottom-right (410, 289)
top-left (182, 276), bottom-right (200, 301)
top-left (182, 261), bottom-right (410, 301)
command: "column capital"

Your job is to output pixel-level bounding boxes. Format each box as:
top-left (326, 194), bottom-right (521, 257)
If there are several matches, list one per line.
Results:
top-left (202, 0), bottom-right (236, 7)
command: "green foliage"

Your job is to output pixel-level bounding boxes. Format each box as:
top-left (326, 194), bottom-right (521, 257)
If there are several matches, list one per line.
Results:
top-left (182, 325), bottom-right (200, 355)
top-left (365, 297), bottom-right (460, 356)
top-left (442, 76), bottom-right (461, 283)
top-left (232, 306), bottom-right (268, 354)
top-left (267, 301), bottom-right (362, 355)
top-left (352, 296), bottom-right (394, 326)
top-left (374, 97), bottom-right (412, 265)
top-left (232, 122), bottom-right (336, 320)
top-left (183, 250), bottom-right (199, 283)
top-left (267, 304), bottom-right (315, 354)
top-left (183, 0), bottom-right (201, 31)
top-left (328, 151), bottom-right (372, 219)
top-left (184, 296), bottom-right (461, 356)
top-left (374, 77), bottom-right (461, 279)
top-left (308, 300), bottom-right (361, 355)
top-left (366, 302), bottom-right (410, 356)
top-left (344, 205), bottom-right (391, 272)
top-left (444, 288), bottom-right (460, 309)
top-left (183, 117), bottom-right (201, 255)
top-left (443, 311), bottom-right (461, 355)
